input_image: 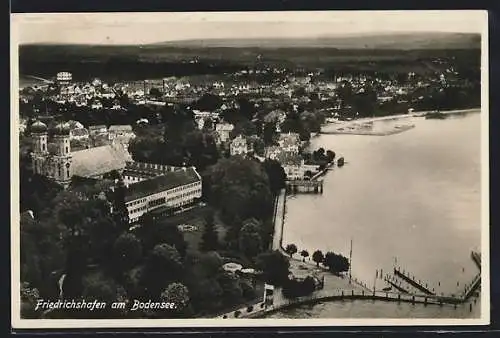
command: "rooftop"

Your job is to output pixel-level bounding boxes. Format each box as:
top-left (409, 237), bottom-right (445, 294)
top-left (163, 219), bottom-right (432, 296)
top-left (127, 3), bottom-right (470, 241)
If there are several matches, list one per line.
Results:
top-left (109, 125), bottom-right (133, 132)
top-left (125, 167), bottom-right (201, 202)
top-left (72, 144), bottom-right (131, 178)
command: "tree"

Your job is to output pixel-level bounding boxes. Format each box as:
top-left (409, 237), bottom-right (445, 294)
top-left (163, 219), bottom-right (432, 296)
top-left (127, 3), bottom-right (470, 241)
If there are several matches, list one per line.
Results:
top-left (160, 282), bottom-right (191, 317)
top-left (135, 214), bottom-right (188, 258)
top-left (312, 250), bottom-right (324, 267)
top-left (326, 150), bottom-right (336, 163)
top-left (189, 278), bottom-right (223, 313)
top-left (282, 275), bottom-right (316, 299)
top-left (300, 250), bottom-right (309, 262)
top-left (113, 233), bottom-right (143, 272)
top-left (238, 220), bottom-right (263, 259)
top-left (230, 120), bottom-right (257, 138)
top-left (111, 177), bottom-right (130, 229)
top-left (217, 271), bottom-right (243, 306)
top-left (255, 250), bottom-right (290, 286)
top-left (197, 251), bottom-right (223, 278)
top-left (263, 122), bottom-right (277, 146)
top-left (239, 279), bottom-right (256, 301)
top-left (103, 170), bottom-right (121, 181)
top-left (142, 244), bottom-right (183, 298)
top-left (262, 159), bottom-right (286, 195)
top-left (193, 93), bottom-right (222, 112)
top-left (323, 251), bottom-right (350, 274)
top-left (204, 156), bottom-right (274, 224)
top-left (21, 282), bottom-right (41, 319)
top-left (285, 244), bottom-right (298, 258)
top-left (200, 213), bottom-right (219, 251)
top-left (203, 118), bottom-right (214, 131)
top-left (149, 87), bottom-right (162, 99)
top-left (81, 272), bottom-right (128, 318)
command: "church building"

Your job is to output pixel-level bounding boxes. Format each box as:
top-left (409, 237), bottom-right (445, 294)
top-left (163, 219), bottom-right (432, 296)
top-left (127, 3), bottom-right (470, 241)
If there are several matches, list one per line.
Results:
top-left (29, 121), bottom-right (132, 188)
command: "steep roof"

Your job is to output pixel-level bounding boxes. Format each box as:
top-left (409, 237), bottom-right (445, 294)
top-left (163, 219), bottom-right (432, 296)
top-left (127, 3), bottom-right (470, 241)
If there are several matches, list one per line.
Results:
top-left (124, 167), bottom-right (201, 202)
top-left (72, 145), bottom-right (131, 178)
top-left (109, 125), bottom-right (133, 132)
top-left (70, 128), bottom-right (89, 137)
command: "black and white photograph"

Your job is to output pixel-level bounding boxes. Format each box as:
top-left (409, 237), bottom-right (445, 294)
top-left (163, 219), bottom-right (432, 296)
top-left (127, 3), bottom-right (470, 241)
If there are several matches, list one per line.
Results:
top-left (11, 10), bottom-right (489, 328)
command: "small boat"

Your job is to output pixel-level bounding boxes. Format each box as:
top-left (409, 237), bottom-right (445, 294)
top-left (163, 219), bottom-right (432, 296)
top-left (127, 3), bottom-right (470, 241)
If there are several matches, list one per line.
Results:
top-left (337, 157), bottom-right (345, 167)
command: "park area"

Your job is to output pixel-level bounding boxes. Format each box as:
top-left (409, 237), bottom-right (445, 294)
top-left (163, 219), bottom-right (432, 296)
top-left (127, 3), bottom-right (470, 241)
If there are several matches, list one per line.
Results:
top-left (144, 205), bottom-right (267, 317)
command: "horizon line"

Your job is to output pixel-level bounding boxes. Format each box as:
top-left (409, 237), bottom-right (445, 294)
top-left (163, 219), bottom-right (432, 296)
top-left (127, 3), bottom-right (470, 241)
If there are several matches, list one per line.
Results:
top-left (18, 31), bottom-right (481, 47)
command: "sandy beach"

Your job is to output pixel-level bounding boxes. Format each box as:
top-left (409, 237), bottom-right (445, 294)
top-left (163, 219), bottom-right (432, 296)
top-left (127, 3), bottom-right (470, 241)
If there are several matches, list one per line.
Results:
top-left (321, 108), bottom-right (480, 136)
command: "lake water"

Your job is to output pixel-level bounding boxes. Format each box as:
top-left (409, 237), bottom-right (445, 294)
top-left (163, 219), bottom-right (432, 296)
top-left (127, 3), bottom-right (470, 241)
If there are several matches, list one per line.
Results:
top-left (270, 112), bottom-right (482, 318)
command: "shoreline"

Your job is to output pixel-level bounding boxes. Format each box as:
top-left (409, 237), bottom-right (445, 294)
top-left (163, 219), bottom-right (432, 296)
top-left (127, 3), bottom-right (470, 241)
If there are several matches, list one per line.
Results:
top-left (256, 189), bottom-right (481, 320)
top-left (320, 108), bottom-right (480, 136)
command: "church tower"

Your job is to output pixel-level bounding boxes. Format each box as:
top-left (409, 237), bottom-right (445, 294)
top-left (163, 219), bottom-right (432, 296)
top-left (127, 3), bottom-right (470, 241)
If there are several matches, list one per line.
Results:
top-left (30, 121), bottom-right (48, 175)
top-left (52, 122), bottom-right (73, 188)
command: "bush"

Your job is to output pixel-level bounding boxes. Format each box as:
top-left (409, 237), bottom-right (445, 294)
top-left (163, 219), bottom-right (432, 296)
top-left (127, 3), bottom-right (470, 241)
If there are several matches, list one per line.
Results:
top-left (240, 280), bottom-right (256, 301)
top-left (234, 310), bottom-right (241, 318)
top-left (223, 315), bottom-right (228, 319)
top-left (282, 276), bottom-right (317, 299)
top-left (247, 305), bottom-right (253, 313)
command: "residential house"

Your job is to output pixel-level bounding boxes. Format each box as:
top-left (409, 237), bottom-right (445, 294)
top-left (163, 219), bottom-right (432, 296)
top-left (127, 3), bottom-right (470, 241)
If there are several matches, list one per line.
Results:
top-left (215, 122), bottom-right (234, 144)
top-left (69, 127), bottom-right (89, 141)
top-left (264, 146), bottom-right (282, 160)
top-left (108, 125), bottom-right (135, 143)
top-left (230, 135), bottom-right (249, 156)
top-left (88, 125), bottom-right (108, 137)
top-left (278, 132), bottom-right (301, 154)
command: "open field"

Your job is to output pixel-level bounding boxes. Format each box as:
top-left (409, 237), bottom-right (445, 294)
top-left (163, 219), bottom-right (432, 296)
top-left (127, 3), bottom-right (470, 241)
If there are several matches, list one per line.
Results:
top-left (19, 42), bottom-right (480, 82)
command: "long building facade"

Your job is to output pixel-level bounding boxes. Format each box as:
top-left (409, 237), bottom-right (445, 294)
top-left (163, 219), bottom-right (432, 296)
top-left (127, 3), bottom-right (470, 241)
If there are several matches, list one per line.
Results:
top-left (124, 166), bottom-right (202, 223)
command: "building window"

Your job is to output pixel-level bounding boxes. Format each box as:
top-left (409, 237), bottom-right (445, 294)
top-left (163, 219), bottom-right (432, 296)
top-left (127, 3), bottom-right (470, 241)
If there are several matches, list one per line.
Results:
top-left (66, 147), bottom-right (69, 153)
top-left (42, 144), bottom-right (46, 151)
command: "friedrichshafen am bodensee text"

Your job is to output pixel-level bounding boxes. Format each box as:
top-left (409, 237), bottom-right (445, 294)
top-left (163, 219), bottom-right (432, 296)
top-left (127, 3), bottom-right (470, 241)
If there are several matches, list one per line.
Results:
top-left (34, 299), bottom-right (177, 311)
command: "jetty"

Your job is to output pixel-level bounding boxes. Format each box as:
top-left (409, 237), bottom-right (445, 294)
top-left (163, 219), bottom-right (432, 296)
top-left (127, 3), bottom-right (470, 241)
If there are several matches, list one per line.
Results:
top-left (393, 267), bottom-right (435, 295)
top-left (286, 179), bottom-right (324, 194)
top-left (310, 160), bottom-right (335, 181)
top-left (384, 275), bottom-right (409, 294)
top-left (462, 273), bottom-right (481, 301)
top-left (471, 251), bottom-right (481, 270)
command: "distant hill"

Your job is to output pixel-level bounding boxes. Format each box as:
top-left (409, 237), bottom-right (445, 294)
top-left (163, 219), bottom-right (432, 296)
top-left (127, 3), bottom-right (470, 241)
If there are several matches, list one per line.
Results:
top-left (152, 33), bottom-right (481, 50)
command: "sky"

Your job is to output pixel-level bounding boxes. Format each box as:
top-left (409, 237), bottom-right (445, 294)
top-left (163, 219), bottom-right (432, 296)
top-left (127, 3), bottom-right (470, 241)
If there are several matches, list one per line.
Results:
top-left (11, 11), bottom-right (487, 45)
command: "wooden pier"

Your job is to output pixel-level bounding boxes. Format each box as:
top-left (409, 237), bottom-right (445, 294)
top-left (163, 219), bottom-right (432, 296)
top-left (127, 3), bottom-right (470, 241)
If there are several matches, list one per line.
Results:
top-left (394, 267), bottom-right (435, 295)
top-left (286, 179), bottom-right (324, 194)
top-left (384, 275), bottom-right (409, 294)
top-left (471, 251), bottom-right (481, 270)
top-left (462, 273), bottom-right (481, 300)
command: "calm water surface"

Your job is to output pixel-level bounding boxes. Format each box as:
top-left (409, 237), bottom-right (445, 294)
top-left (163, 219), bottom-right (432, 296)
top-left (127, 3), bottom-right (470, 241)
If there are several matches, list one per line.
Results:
top-left (272, 112), bottom-right (482, 318)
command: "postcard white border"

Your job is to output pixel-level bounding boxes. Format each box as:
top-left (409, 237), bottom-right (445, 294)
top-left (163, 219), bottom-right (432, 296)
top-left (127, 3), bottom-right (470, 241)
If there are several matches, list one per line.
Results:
top-left (11, 10), bottom-right (490, 329)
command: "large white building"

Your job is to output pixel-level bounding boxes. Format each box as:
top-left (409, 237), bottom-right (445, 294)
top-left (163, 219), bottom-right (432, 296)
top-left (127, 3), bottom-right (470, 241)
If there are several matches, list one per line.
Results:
top-left (122, 161), bottom-right (184, 185)
top-left (124, 167), bottom-right (202, 223)
top-left (56, 72), bottom-right (72, 85)
top-left (277, 152), bottom-right (320, 181)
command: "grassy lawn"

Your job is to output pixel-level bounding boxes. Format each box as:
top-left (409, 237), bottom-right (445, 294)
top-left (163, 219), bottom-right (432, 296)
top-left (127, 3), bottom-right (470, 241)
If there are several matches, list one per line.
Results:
top-left (155, 205), bottom-right (227, 254)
